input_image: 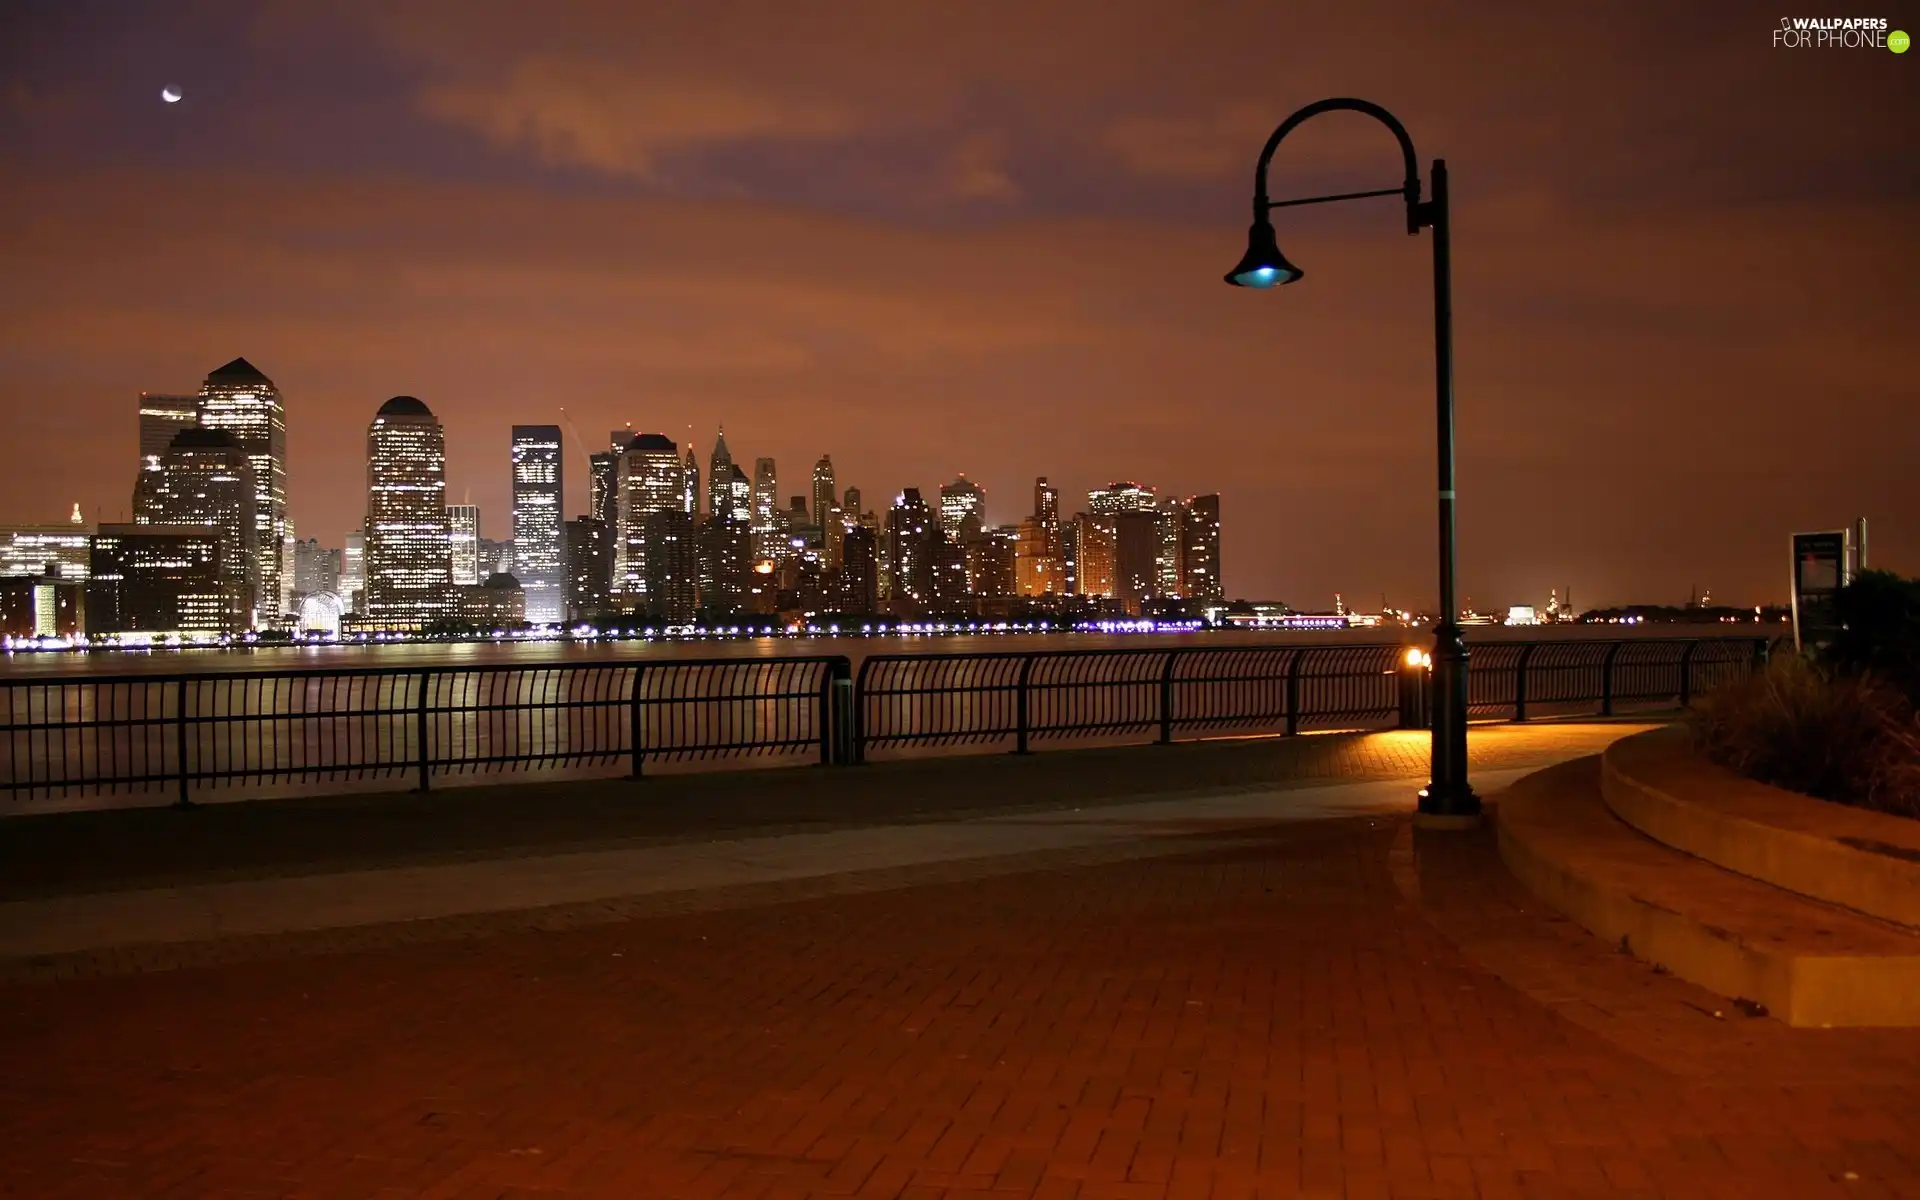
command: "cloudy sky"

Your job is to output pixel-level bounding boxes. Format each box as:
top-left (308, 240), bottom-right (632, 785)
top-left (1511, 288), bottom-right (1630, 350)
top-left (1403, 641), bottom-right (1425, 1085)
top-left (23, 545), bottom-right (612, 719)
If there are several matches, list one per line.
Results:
top-left (2, 1), bottom-right (1913, 608)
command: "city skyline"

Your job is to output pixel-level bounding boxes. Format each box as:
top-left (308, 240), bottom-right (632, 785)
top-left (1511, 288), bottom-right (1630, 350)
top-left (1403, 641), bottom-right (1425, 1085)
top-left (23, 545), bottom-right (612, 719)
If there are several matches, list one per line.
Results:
top-left (2, 365), bottom-right (1825, 616)
top-left (1, 5), bottom-right (1911, 610)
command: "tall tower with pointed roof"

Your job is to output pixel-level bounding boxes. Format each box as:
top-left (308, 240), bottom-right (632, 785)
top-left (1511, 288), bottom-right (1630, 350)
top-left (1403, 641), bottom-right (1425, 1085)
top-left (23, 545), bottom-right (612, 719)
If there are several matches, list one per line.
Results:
top-left (196, 357), bottom-right (287, 628)
top-left (705, 426), bottom-right (733, 521)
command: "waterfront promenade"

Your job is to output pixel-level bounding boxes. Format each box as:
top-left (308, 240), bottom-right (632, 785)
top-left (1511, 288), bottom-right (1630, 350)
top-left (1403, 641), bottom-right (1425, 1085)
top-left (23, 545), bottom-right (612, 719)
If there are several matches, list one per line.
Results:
top-left (3, 723), bottom-right (1916, 1197)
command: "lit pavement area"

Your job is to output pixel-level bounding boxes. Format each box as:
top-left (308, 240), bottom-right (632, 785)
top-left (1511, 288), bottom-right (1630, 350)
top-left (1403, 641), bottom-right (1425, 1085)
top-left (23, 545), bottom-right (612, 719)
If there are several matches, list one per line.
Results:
top-left (3, 724), bottom-right (1917, 1198)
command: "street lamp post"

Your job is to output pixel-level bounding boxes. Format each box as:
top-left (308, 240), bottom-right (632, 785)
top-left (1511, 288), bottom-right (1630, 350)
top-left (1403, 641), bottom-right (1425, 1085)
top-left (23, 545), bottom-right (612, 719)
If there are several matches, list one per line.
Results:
top-left (1224, 97), bottom-right (1478, 828)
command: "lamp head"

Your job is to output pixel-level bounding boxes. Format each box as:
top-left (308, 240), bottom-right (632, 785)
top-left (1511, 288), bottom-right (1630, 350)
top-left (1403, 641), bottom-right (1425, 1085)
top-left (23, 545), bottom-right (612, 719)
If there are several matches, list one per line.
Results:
top-left (1224, 217), bottom-right (1303, 287)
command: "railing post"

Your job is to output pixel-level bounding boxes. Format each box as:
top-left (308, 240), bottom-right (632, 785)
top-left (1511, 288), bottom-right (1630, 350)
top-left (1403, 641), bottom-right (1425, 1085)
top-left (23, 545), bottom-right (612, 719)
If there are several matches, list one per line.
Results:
top-left (852, 658), bottom-right (872, 765)
top-left (415, 670), bottom-right (432, 792)
top-left (1677, 641), bottom-right (1699, 709)
top-left (173, 677), bottom-right (193, 809)
top-left (629, 663), bottom-right (646, 778)
top-left (824, 659), bottom-right (852, 766)
top-left (1285, 651), bottom-right (1304, 736)
top-left (1157, 650), bottom-right (1180, 745)
top-left (1513, 644), bottom-right (1537, 723)
top-left (1014, 654), bottom-right (1035, 754)
top-left (1599, 642), bottom-right (1623, 718)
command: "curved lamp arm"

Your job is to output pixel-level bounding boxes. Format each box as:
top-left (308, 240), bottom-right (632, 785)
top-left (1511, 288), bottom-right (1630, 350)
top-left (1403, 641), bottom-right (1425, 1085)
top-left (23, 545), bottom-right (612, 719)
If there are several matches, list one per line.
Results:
top-left (1251, 97), bottom-right (1426, 235)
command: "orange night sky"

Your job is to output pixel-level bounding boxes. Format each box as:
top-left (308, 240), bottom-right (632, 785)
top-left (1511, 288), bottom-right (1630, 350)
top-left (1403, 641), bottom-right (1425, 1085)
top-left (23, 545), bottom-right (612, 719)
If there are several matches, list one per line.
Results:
top-left (2, 2), bottom-right (1913, 608)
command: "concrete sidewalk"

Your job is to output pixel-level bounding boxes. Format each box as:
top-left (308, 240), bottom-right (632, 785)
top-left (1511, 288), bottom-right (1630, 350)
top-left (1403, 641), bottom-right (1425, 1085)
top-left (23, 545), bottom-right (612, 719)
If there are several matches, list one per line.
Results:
top-left (0, 766), bottom-right (1562, 964)
top-left (2, 719), bottom-right (1916, 1198)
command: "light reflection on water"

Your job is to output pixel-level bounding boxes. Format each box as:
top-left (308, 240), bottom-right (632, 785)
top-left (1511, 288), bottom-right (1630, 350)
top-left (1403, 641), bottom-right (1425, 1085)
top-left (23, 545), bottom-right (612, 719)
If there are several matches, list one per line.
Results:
top-left (0, 623), bottom-right (1778, 677)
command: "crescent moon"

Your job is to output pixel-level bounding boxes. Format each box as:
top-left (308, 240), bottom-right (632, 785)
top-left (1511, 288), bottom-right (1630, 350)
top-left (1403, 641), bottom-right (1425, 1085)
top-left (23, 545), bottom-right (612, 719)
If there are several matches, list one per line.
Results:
top-left (161, 87), bottom-right (182, 103)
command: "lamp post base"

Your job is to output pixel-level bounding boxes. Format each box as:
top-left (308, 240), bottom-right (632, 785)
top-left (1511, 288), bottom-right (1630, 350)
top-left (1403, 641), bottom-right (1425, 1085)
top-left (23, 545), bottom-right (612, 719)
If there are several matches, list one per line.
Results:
top-left (1412, 799), bottom-right (1483, 831)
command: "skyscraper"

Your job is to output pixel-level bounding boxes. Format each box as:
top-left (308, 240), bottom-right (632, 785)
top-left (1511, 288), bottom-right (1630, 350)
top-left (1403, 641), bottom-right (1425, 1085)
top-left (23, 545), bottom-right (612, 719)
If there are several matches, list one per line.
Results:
top-left (884, 489), bottom-right (935, 615)
top-left (811, 456), bottom-right (836, 527)
top-left (363, 396), bottom-right (453, 631)
top-left (563, 516), bottom-right (610, 621)
top-left (939, 476), bottom-right (986, 541)
top-left (613, 433), bottom-right (687, 608)
top-left (510, 425), bottom-right (565, 623)
top-left (1112, 510), bottom-right (1162, 615)
top-left (684, 444), bottom-right (702, 517)
top-left (751, 458), bottom-right (779, 558)
top-left (704, 427), bottom-right (733, 520)
top-left (196, 358), bottom-right (288, 626)
top-left (447, 504), bottom-right (481, 586)
top-left (1089, 481), bottom-right (1157, 515)
top-left (1072, 513), bottom-right (1117, 598)
top-left (1015, 517), bottom-right (1059, 597)
top-left (137, 393), bottom-right (198, 472)
top-left (341, 530), bottom-right (365, 612)
top-left (827, 504), bottom-right (851, 570)
top-left (1033, 478), bottom-right (1060, 530)
top-left (965, 526), bottom-right (1017, 601)
top-left (1156, 503), bottom-right (1184, 599)
top-left (292, 537), bottom-right (340, 598)
top-left (589, 451), bottom-right (619, 527)
top-left (643, 509), bottom-right (698, 620)
top-left (839, 526), bottom-right (878, 615)
top-left (1177, 494), bottom-right (1223, 603)
top-left (87, 525), bottom-right (234, 635)
top-left (842, 487), bottom-right (861, 520)
top-left (131, 427), bottom-right (257, 623)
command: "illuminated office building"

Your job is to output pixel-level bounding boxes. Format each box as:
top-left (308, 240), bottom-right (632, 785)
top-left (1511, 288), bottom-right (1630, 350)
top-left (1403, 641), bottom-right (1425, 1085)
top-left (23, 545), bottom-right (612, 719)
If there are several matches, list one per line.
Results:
top-left (684, 445), bottom-right (701, 518)
top-left (589, 451), bottom-right (619, 527)
top-left (196, 358), bottom-right (289, 626)
top-left (1112, 510), bottom-right (1162, 615)
top-left (1071, 513), bottom-right (1117, 598)
top-left (1033, 478), bottom-right (1060, 529)
top-left (457, 572), bottom-right (527, 628)
top-left (839, 526), bottom-right (878, 615)
top-left (811, 456), bottom-right (836, 527)
top-left (510, 425), bottom-right (565, 622)
top-left (1176, 494), bottom-right (1223, 603)
top-left (0, 519), bottom-right (94, 582)
top-left (341, 530), bottom-right (365, 612)
top-left (1089, 481), bottom-right (1157, 515)
top-left (293, 537), bottom-right (340, 598)
top-left (751, 458), bottom-right (779, 558)
top-left (88, 524), bottom-right (234, 635)
top-left (447, 504), bottom-right (481, 586)
top-left (612, 433), bottom-right (689, 609)
top-left (842, 487), bottom-right (862, 522)
top-left (133, 427), bottom-right (258, 621)
top-left (137, 393), bottom-right (199, 472)
top-left (1156, 504), bottom-right (1184, 598)
top-left (362, 396), bottom-right (454, 631)
top-left (884, 489), bottom-right (936, 615)
top-left (965, 526), bottom-right (1016, 601)
top-left (1015, 517), bottom-right (1059, 597)
top-left (939, 475), bottom-right (986, 541)
top-left (564, 516), bottom-right (610, 621)
top-left (704, 428), bottom-right (733, 520)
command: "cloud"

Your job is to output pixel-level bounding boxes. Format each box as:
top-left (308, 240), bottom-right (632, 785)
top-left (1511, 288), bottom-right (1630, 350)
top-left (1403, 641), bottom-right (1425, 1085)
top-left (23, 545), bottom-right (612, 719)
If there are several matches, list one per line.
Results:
top-left (945, 134), bottom-right (1020, 202)
top-left (418, 57), bottom-right (859, 177)
top-left (1101, 104), bottom-right (1278, 181)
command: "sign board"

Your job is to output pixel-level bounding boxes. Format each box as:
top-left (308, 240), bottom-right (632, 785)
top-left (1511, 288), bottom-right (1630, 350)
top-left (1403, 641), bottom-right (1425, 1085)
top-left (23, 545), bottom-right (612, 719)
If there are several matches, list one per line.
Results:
top-left (1790, 529), bottom-right (1851, 652)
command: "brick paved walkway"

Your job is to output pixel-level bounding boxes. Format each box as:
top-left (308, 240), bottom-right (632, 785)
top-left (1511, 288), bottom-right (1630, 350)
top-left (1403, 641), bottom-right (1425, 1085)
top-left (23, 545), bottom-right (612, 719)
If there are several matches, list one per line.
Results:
top-left (3, 725), bottom-right (1916, 1198)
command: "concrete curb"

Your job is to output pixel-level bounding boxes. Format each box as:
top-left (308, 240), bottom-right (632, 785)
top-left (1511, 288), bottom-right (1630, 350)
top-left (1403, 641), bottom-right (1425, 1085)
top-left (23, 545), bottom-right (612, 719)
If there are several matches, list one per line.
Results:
top-left (1497, 756), bottom-right (1920, 1027)
top-left (1602, 728), bottom-right (1920, 928)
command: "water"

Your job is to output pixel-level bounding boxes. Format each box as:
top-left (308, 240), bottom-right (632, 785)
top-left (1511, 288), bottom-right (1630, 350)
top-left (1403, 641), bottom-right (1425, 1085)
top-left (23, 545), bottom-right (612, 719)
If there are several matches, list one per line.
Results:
top-left (0, 622), bottom-right (1782, 678)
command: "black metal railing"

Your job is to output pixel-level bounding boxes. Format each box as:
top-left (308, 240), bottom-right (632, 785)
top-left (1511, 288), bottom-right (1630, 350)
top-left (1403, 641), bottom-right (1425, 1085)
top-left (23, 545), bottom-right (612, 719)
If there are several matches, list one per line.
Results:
top-left (854, 637), bottom-right (1774, 761)
top-left (0, 657), bottom-right (849, 805)
top-left (0, 637), bottom-right (1773, 807)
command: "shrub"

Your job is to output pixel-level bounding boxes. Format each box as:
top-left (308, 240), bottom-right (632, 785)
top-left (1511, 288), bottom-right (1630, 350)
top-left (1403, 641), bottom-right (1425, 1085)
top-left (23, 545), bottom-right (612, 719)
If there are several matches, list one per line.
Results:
top-left (1688, 654), bottom-right (1920, 818)
top-left (1827, 569), bottom-right (1920, 705)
